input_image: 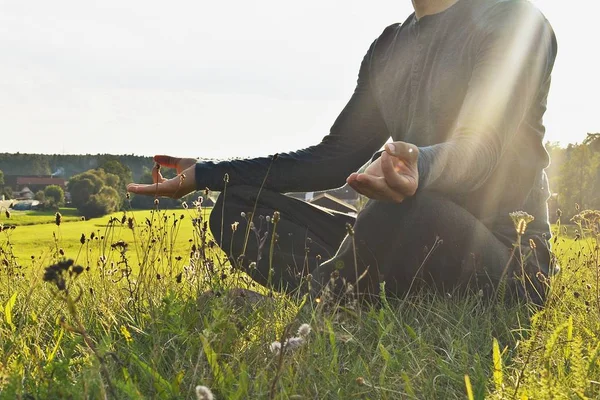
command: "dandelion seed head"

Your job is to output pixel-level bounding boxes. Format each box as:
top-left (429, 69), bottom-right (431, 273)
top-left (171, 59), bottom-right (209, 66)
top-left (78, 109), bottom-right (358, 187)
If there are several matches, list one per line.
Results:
top-left (284, 336), bottom-right (305, 350)
top-left (270, 341), bottom-right (282, 355)
top-left (297, 323), bottom-right (311, 337)
top-left (195, 385), bottom-right (214, 400)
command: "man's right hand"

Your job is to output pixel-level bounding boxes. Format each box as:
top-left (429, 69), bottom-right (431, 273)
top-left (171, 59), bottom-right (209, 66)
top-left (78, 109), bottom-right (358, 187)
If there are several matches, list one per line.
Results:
top-left (346, 142), bottom-right (419, 203)
top-left (126, 155), bottom-right (198, 198)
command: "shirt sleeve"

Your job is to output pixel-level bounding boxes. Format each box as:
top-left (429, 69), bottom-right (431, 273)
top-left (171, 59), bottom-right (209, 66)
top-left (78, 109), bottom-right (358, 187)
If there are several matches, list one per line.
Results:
top-left (416, 1), bottom-right (557, 194)
top-left (194, 37), bottom-right (391, 193)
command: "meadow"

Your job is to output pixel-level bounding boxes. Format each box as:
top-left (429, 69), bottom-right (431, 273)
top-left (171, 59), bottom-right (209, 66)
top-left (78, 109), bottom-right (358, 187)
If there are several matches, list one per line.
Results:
top-left (0, 201), bottom-right (599, 399)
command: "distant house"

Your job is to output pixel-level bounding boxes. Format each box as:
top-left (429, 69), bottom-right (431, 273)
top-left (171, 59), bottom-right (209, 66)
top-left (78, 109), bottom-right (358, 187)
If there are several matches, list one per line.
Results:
top-left (15, 186), bottom-right (34, 200)
top-left (4, 175), bottom-right (66, 193)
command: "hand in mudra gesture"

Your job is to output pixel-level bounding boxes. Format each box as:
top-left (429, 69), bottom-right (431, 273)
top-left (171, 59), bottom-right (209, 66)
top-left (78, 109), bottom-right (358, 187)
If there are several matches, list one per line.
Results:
top-left (126, 155), bottom-right (197, 198)
top-left (347, 142), bottom-right (419, 203)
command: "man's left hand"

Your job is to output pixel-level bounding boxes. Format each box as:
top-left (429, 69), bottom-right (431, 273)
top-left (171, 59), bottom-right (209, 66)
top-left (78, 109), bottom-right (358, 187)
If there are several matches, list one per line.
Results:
top-left (347, 141), bottom-right (419, 203)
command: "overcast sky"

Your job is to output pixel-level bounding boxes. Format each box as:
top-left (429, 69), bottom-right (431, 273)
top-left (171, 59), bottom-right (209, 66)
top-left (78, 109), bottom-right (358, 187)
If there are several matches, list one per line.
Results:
top-left (1, 0), bottom-right (598, 159)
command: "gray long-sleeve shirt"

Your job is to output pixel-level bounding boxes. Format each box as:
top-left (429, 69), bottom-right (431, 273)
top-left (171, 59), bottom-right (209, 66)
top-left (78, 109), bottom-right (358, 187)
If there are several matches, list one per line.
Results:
top-left (195, 0), bottom-right (557, 237)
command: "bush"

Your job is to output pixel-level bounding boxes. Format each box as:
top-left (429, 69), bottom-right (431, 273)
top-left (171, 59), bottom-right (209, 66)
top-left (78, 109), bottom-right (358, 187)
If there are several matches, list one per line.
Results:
top-left (68, 170), bottom-right (121, 218)
top-left (44, 185), bottom-right (65, 208)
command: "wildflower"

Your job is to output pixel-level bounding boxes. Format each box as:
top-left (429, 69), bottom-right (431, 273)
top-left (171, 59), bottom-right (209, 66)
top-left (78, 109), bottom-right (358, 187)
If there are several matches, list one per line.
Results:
top-left (182, 201), bottom-right (188, 210)
top-left (128, 217), bottom-right (134, 230)
top-left (265, 215), bottom-right (271, 223)
top-left (42, 259), bottom-right (84, 291)
top-left (4, 210), bottom-right (10, 219)
top-left (240, 211), bottom-right (246, 218)
top-left (195, 385), bottom-right (214, 400)
top-left (120, 325), bottom-right (133, 343)
top-left (284, 336), bottom-right (305, 350)
top-left (270, 341), bottom-right (282, 355)
top-left (55, 212), bottom-right (62, 226)
top-left (80, 234), bottom-right (86, 245)
top-left (529, 239), bottom-right (537, 250)
top-left (231, 221), bottom-right (239, 232)
top-left (272, 211), bottom-right (280, 223)
top-left (509, 211), bottom-right (534, 235)
top-left (223, 173), bottom-right (229, 183)
top-left (297, 323), bottom-right (311, 337)
top-left (356, 377), bottom-right (366, 386)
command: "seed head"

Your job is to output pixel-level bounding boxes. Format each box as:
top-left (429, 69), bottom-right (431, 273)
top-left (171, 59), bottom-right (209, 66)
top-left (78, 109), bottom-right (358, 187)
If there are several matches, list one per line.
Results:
top-left (4, 210), bottom-right (10, 219)
top-left (272, 211), bottom-right (280, 224)
top-left (270, 341), bottom-right (282, 355)
top-left (195, 386), bottom-right (214, 400)
top-left (297, 323), bottom-right (311, 337)
top-left (55, 212), bottom-right (62, 226)
top-left (80, 234), bottom-right (86, 245)
top-left (154, 198), bottom-right (159, 206)
top-left (509, 211), bottom-right (534, 235)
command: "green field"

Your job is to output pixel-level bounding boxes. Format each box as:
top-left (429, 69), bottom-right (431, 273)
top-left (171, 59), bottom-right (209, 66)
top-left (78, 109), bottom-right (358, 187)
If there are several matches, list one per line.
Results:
top-left (1, 207), bottom-right (81, 227)
top-left (3, 208), bottom-right (212, 270)
top-left (0, 207), bottom-right (599, 399)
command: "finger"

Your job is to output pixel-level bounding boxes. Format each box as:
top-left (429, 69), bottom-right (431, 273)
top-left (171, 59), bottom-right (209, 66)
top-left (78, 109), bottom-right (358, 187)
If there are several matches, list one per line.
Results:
top-left (349, 173), bottom-right (404, 202)
top-left (385, 142), bottom-right (419, 165)
top-left (381, 152), bottom-right (416, 197)
top-left (151, 165), bottom-right (167, 184)
top-left (153, 155), bottom-right (181, 169)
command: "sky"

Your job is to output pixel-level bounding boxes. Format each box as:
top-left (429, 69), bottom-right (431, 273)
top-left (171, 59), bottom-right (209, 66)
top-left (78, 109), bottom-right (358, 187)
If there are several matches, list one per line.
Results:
top-left (0, 0), bottom-right (598, 159)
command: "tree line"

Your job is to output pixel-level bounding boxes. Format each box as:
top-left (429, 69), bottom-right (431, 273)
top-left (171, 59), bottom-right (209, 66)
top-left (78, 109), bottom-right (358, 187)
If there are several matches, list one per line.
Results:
top-left (1, 135), bottom-right (599, 220)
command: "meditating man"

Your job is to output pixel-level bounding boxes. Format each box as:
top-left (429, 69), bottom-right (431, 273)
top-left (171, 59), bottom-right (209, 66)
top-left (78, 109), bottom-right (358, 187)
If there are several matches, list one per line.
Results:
top-left (128, 0), bottom-right (557, 304)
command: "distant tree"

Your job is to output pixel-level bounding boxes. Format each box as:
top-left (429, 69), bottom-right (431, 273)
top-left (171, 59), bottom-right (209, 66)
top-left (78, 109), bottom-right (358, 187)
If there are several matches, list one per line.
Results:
top-left (99, 158), bottom-right (132, 206)
top-left (44, 185), bottom-right (65, 208)
top-left (79, 187), bottom-right (120, 218)
top-left (2, 187), bottom-right (13, 200)
top-left (34, 190), bottom-right (46, 203)
top-left (555, 142), bottom-right (600, 219)
top-left (68, 169), bottom-right (121, 218)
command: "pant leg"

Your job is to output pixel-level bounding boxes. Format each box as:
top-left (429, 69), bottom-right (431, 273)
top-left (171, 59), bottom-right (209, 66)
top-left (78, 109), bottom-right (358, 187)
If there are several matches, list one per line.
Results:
top-left (312, 191), bottom-right (548, 303)
top-left (209, 185), bottom-right (355, 291)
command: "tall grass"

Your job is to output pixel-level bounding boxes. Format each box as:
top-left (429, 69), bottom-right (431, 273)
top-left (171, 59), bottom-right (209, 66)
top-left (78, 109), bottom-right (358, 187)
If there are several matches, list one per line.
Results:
top-left (0, 197), bottom-right (599, 399)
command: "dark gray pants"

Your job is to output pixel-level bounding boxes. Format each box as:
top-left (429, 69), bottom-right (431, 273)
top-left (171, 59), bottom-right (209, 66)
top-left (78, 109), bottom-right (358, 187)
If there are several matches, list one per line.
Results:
top-left (209, 185), bottom-right (549, 304)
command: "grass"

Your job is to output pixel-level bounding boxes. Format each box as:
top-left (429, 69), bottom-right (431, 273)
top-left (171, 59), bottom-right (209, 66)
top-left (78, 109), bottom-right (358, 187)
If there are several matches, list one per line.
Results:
top-left (3, 208), bottom-right (208, 269)
top-left (0, 202), bottom-right (599, 399)
top-left (1, 207), bottom-right (81, 226)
